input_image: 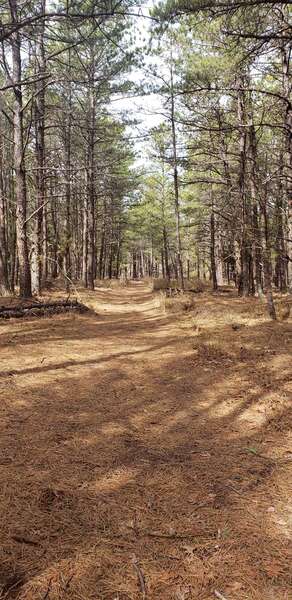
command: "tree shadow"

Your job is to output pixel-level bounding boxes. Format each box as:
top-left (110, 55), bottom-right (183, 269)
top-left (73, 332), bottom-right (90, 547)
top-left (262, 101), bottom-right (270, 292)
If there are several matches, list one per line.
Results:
top-left (0, 314), bottom-right (291, 599)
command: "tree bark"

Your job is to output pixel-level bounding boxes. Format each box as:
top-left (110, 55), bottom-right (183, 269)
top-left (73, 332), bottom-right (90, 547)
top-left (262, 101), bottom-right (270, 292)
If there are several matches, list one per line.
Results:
top-left (237, 77), bottom-right (250, 296)
top-left (275, 160), bottom-right (287, 291)
top-left (31, 0), bottom-right (46, 294)
top-left (170, 58), bottom-right (184, 290)
top-left (9, 0), bottom-right (32, 297)
top-left (248, 106), bottom-right (264, 298)
top-left (86, 58), bottom-right (96, 290)
top-left (0, 124), bottom-right (9, 294)
top-left (279, 16), bottom-right (292, 290)
top-left (262, 156), bottom-right (277, 320)
top-left (82, 191), bottom-right (88, 287)
top-left (210, 190), bottom-right (218, 291)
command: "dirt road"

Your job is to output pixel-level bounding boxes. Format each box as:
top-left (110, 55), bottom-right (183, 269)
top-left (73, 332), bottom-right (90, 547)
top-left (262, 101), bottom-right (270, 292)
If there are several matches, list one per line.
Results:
top-left (0, 282), bottom-right (291, 599)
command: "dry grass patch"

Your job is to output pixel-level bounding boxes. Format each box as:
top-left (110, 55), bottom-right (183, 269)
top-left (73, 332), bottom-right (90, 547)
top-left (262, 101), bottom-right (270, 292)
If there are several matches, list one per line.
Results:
top-left (95, 278), bottom-right (130, 289)
top-left (152, 277), bottom-right (205, 293)
top-left (163, 293), bottom-right (197, 314)
top-left (194, 341), bottom-right (233, 363)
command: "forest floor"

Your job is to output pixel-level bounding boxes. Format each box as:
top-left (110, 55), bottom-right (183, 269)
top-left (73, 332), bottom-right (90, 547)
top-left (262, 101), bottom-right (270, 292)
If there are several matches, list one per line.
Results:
top-left (0, 281), bottom-right (291, 600)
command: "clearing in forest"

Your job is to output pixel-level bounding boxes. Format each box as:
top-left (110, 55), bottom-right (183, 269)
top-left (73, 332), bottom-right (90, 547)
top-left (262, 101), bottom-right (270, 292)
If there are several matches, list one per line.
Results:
top-left (0, 282), bottom-right (291, 600)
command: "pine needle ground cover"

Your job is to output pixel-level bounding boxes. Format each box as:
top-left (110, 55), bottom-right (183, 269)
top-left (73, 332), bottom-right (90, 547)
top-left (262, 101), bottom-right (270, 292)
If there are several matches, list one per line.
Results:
top-left (0, 282), bottom-right (291, 600)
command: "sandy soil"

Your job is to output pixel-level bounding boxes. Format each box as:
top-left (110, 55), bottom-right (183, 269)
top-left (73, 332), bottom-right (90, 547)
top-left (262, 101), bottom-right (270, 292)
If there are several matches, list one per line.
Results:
top-left (0, 281), bottom-right (291, 600)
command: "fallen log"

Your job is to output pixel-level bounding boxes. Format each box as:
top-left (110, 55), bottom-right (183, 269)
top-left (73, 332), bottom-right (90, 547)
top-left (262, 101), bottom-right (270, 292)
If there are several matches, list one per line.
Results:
top-left (165, 287), bottom-right (183, 297)
top-left (0, 299), bottom-right (78, 312)
top-left (0, 300), bottom-right (90, 319)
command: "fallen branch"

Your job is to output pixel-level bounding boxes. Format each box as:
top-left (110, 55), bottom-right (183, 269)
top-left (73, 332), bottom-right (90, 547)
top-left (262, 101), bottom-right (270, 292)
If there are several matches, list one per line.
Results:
top-left (0, 299), bottom-right (79, 312)
top-left (145, 530), bottom-right (205, 540)
top-left (243, 448), bottom-right (276, 462)
top-left (132, 556), bottom-right (146, 599)
top-left (12, 535), bottom-right (40, 547)
top-left (43, 579), bottom-right (52, 600)
top-left (215, 591), bottom-right (230, 600)
top-left (0, 300), bottom-right (89, 319)
top-left (63, 574), bottom-right (74, 591)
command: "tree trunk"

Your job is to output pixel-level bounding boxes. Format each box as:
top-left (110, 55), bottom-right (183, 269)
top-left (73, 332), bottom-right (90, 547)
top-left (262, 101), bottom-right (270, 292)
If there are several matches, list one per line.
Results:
top-left (9, 0), bottom-right (31, 297)
top-left (50, 183), bottom-right (59, 279)
top-left (87, 166), bottom-right (95, 290)
top-left (262, 157), bottom-right (277, 320)
top-left (210, 200), bottom-right (218, 291)
top-left (248, 108), bottom-right (264, 299)
top-left (132, 251), bottom-right (138, 279)
top-left (64, 49), bottom-right (72, 290)
top-left (275, 160), bottom-right (287, 291)
top-left (99, 222), bottom-right (105, 280)
top-left (82, 192), bottom-right (88, 287)
top-left (279, 20), bottom-right (292, 291)
top-left (170, 59), bottom-right (184, 290)
top-left (116, 227), bottom-right (121, 279)
top-left (86, 62), bottom-right (96, 291)
top-left (0, 126), bottom-right (9, 294)
top-left (237, 78), bottom-right (250, 297)
top-left (31, 2), bottom-right (46, 294)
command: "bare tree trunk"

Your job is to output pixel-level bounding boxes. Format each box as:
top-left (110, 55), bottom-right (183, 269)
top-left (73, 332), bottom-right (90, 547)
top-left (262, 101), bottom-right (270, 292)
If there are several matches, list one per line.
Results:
top-left (31, 0), bottom-right (46, 294)
top-left (210, 190), bottom-right (218, 291)
top-left (163, 227), bottom-right (170, 281)
top-left (275, 160), bottom-right (287, 291)
top-left (262, 156), bottom-right (277, 320)
top-left (108, 234), bottom-right (113, 279)
top-left (139, 248), bottom-right (144, 278)
top-left (116, 224), bottom-right (121, 279)
top-left (262, 208), bottom-right (277, 320)
top-left (161, 249), bottom-right (165, 278)
top-left (87, 162), bottom-right (95, 289)
top-left (86, 59), bottom-right (96, 290)
top-left (42, 202), bottom-right (48, 284)
top-left (279, 17), bottom-right (292, 290)
top-left (132, 251), bottom-right (138, 279)
top-left (82, 191), bottom-right (88, 287)
top-left (50, 180), bottom-right (58, 278)
top-left (99, 223), bottom-right (105, 280)
top-left (248, 108), bottom-right (264, 299)
top-left (9, 0), bottom-right (31, 297)
top-left (0, 126), bottom-right (9, 294)
top-left (170, 59), bottom-right (184, 290)
top-left (237, 77), bottom-right (249, 297)
top-left (64, 49), bottom-right (72, 290)
top-left (160, 159), bottom-right (171, 282)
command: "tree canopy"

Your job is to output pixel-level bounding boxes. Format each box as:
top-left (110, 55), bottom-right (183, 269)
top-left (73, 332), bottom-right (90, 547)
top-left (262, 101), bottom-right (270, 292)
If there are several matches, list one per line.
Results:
top-left (0, 0), bottom-right (291, 318)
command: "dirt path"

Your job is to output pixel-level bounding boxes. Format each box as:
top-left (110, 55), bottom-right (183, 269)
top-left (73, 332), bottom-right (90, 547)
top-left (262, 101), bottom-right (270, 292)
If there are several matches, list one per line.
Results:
top-left (0, 282), bottom-right (291, 600)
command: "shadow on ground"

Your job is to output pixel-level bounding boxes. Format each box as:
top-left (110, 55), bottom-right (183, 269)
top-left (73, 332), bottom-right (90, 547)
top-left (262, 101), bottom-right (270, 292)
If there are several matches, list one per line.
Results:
top-left (0, 282), bottom-right (291, 600)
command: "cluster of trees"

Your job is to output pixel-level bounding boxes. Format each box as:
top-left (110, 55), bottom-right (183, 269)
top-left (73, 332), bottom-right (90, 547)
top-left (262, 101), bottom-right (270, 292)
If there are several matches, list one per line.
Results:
top-left (0, 0), bottom-right (291, 318)
top-left (0, 0), bottom-right (137, 297)
top-left (127, 0), bottom-right (291, 317)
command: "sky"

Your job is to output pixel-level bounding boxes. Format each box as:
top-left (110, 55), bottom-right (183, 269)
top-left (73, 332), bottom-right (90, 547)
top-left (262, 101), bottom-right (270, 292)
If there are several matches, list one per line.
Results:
top-left (109, 0), bottom-right (164, 168)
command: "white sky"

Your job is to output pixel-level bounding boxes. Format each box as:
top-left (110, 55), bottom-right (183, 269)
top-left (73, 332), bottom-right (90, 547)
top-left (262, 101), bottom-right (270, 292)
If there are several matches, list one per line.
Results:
top-left (109, 0), bottom-right (164, 168)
